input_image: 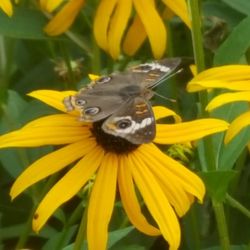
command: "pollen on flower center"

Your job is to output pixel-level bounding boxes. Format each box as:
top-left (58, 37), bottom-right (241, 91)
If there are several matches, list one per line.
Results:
top-left (91, 120), bottom-right (139, 154)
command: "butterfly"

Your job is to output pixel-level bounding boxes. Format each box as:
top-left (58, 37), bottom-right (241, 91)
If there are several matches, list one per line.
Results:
top-left (63, 58), bottom-right (181, 145)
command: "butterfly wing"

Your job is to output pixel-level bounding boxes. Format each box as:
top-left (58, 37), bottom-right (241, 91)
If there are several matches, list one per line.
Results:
top-left (63, 58), bottom-right (181, 122)
top-left (124, 57), bottom-right (182, 89)
top-left (102, 97), bottom-right (155, 144)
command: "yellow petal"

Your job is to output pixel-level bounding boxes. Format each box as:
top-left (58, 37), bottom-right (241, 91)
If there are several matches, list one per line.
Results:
top-left (40, 0), bottom-right (64, 12)
top-left (0, 126), bottom-right (88, 148)
top-left (189, 64), bottom-right (197, 76)
top-left (133, 0), bottom-right (166, 59)
top-left (88, 74), bottom-right (100, 81)
top-left (155, 118), bottom-right (229, 144)
top-left (107, 0), bottom-right (132, 59)
top-left (129, 152), bottom-right (180, 250)
top-left (87, 153), bottom-right (118, 250)
top-left (161, 0), bottom-right (191, 28)
top-left (0, 0), bottom-right (13, 16)
top-left (224, 111), bottom-right (250, 144)
top-left (93, 0), bottom-right (118, 51)
top-left (153, 106), bottom-right (181, 122)
top-left (142, 143), bottom-right (205, 201)
top-left (44, 0), bottom-right (85, 36)
top-left (188, 80), bottom-right (250, 92)
top-left (33, 146), bottom-right (104, 232)
top-left (206, 92), bottom-right (250, 111)
top-left (118, 155), bottom-right (160, 236)
top-left (10, 139), bottom-right (96, 199)
top-left (123, 15), bottom-right (147, 56)
top-left (187, 65), bottom-right (250, 92)
top-left (136, 147), bottom-right (192, 216)
top-left (191, 65), bottom-right (250, 81)
top-left (22, 114), bottom-right (83, 128)
top-left (28, 90), bottom-right (77, 113)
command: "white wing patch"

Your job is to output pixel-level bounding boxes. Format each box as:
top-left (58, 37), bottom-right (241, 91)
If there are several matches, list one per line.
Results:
top-left (112, 116), bottom-right (153, 134)
top-left (146, 62), bottom-right (171, 72)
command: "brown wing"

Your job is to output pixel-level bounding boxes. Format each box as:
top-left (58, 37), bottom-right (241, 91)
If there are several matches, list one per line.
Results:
top-left (102, 97), bottom-right (155, 144)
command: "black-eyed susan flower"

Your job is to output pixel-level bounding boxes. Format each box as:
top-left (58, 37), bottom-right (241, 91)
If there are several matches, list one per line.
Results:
top-left (43, 0), bottom-right (190, 59)
top-left (0, 0), bottom-right (14, 16)
top-left (0, 90), bottom-right (229, 250)
top-left (187, 64), bottom-right (250, 143)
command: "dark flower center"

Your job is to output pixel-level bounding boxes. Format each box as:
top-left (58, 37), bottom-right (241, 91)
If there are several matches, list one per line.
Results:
top-left (91, 120), bottom-right (139, 154)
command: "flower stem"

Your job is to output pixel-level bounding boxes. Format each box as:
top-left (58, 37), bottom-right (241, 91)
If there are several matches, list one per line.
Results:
top-left (0, 36), bottom-right (13, 102)
top-left (55, 202), bottom-right (84, 250)
top-left (226, 194), bottom-right (250, 219)
top-left (212, 199), bottom-right (230, 250)
top-left (188, 2), bottom-right (230, 248)
top-left (187, 0), bottom-right (205, 73)
top-left (187, 0), bottom-right (208, 110)
top-left (73, 204), bottom-right (88, 250)
top-left (187, 0), bottom-right (216, 171)
top-left (15, 206), bottom-right (36, 249)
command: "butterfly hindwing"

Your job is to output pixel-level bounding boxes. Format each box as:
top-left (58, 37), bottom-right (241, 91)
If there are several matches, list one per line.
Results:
top-left (102, 97), bottom-right (155, 144)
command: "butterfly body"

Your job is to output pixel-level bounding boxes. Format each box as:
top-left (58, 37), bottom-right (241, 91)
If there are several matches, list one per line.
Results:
top-left (63, 58), bottom-right (181, 144)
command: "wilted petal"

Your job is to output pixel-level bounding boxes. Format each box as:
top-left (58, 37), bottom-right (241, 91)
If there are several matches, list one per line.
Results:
top-left (225, 111), bottom-right (250, 144)
top-left (33, 146), bottom-right (104, 232)
top-left (94, 0), bottom-right (118, 51)
top-left (44, 0), bottom-right (85, 35)
top-left (133, 0), bottom-right (166, 59)
top-left (28, 90), bottom-right (77, 113)
top-left (129, 153), bottom-right (180, 250)
top-left (107, 0), bottom-right (132, 59)
top-left (123, 15), bottom-right (147, 56)
top-left (10, 139), bottom-right (96, 199)
top-left (206, 92), bottom-right (250, 111)
top-left (155, 118), bottom-right (228, 144)
top-left (87, 153), bottom-right (118, 250)
top-left (118, 155), bottom-right (160, 236)
top-left (162, 0), bottom-right (191, 28)
top-left (40, 0), bottom-right (64, 12)
top-left (0, 0), bottom-right (13, 16)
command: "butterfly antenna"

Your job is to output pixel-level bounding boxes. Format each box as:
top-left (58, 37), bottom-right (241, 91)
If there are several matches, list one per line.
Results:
top-left (154, 68), bottom-right (183, 88)
top-left (152, 91), bottom-right (177, 103)
top-left (152, 68), bottom-right (183, 103)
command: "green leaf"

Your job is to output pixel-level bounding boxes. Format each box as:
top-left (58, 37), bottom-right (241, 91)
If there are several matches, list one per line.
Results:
top-left (0, 7), bottom-right (49, 39)
top-left (0, 90), bottom-right (28, 177)
top-left (43, 225), bottom-right (78, 250)
top-left (222, 0), bottom-right (250, 15)
top-left (203, 1), bottom-right (245, 28)
top-left (211, 102), bottom-right (250, 170)
top-left (0, 90), bottom-right (54, 178)
top-left (204, 245), bottom-right (248, 250)
top-left (63, 227), bottom-right (135, 250)
top-left (197, 101), bottom-right (249, 171)
top-left (200, 170), bottom-right (237, 201)
top-left (214, 15), bottom-right (250, 65)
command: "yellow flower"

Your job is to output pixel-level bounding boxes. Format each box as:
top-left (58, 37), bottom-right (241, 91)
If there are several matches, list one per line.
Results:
top-left (43, 0), bottom-right (190, 59)
top-left (0, 90), bottom-right (228, 250)
top-left (187, 65), bottom-right (250, 143)
top-left (0, 0), bottom-right (14, 16)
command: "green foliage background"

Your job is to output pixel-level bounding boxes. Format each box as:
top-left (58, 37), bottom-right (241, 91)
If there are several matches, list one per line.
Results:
top-left (0, 0), bottom-right (250, 249)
